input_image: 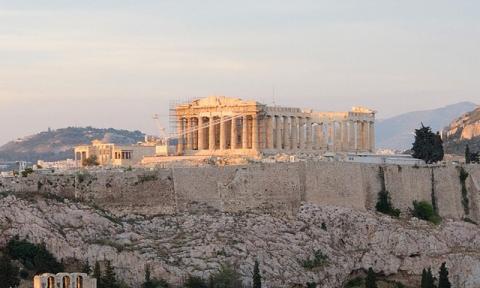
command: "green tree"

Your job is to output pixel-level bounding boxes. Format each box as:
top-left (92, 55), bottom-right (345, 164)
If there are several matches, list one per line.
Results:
top-left (6, 238), bottom-right (63, 274)
top-left (253, 260), bottom-right (261, 288)
top-left (184, 275), bottom-right (208, 288)
top-left (438, 262), bottom-right (451, 288)
top-left (421, 268), bottom-right (435, 288)
top-left (82, 261), bottom-right (92, 275)
top-left (0, 254), bottom-right (20, 288)
top-left (143, 265), bottom-right (154, 288)
top-left (412, 124), bottom-right (444, 164)
top-left (365, 268), bottom-right (378, 288)
top-left (209, 263), bottom-right (243, 288)
top-left (412, 201), bottom-right (441, 224)
top-left (465, 145), bottom-right (471, 164)
top-left (93, 261), bottom-right (103, 287)
top-left (102, 260), bottom-right (119, 288)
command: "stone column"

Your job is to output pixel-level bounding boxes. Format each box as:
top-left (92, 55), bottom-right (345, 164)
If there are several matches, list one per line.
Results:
top-left (327, 121), bottom-right (335, 151)
top-left (306, 118), bottom-right (312, 150)
top-left (315, 123), bottom-right (324, 150)
top-left (266, 116), bottom-right (274, 150)
top-left (298, 117), bottom-right (305, 150)
top-left (283, 116), bottom-right (290, 150)
top-left (348, 120), bottom-right (355, 151)
top-left (341, 121), bottom-right (348, 151)
top-left (252, 114), bottom-right (259, 151)
top-left (275, 116), bottom-right (283, 150)
top-left (177, 117), bottom-right (184, 155)
top-left (198, 117), bottom-right (205, 150)
top-left (220, 116), bottom-right (227, 150)
top-left (369, 121), bottom-right (375, 152)
top-left (231, 117), bottom-right (238, 150)
top-left (209, 117), bottom-right (216, 150)
top-left (356, 121), bottom-right (363, 151)
top-left (186, 118), bottom-right (192, 151)
top-left (291, 117), bottom-right (298, 150)
top-left (242, 115), bottom-right (249, 149)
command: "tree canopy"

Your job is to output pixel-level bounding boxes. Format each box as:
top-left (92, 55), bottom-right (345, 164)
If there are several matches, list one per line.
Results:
top-left (412, 124), bottom-right (444, 164)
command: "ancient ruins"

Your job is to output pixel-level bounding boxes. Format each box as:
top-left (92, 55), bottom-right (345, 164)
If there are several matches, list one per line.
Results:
top-left (33, 272), bottom-right (96, 288)
top-left (174, 96), bottom-right (376, 156)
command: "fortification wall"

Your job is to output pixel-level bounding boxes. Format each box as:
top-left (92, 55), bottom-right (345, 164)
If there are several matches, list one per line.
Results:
top-left (1, 162), bottom-right (479, 221)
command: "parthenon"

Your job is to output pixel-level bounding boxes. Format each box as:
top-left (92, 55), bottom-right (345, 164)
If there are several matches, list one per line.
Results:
top-left (174, 96), bottom-right (375, 156)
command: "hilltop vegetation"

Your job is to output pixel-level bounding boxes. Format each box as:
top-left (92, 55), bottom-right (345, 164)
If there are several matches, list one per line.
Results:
top-left (0, 127), bottom-right (145, 162)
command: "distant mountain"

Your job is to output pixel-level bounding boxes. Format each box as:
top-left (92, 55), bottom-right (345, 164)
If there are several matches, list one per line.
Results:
top-left (443, 106), bottom-right (480, 155)
top-left (376, 102), bottom-right (477, 151)
top-left (0, 127), bottom-right (145, 162)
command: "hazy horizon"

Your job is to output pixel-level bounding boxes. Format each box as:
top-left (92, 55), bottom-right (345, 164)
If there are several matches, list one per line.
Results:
top-left (1, 1), bottom-right (479, 145)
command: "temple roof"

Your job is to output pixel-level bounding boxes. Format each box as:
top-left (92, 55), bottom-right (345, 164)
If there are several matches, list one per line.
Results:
top-left (188, 96), bottom-right (261, 107)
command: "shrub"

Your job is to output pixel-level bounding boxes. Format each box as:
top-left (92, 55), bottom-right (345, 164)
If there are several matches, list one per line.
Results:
top-left (0, 254), bottom-right (20, 287)
top-left (344, 277), bottom-right (363, 288)
top-left (6, 237), bottom-right (63, 274)
top-left (184, 275), bottom-right (208, 288)
top-left (302, 250), bottom-right (329, 269)
top-left (412, 201), bottom-right (441, 224)
top-left (21, 168), bottom-right (34, 178)
top-left (209, 263), bottom-right (243, 288)
top-left (375, 167), bottom-right (400, 217)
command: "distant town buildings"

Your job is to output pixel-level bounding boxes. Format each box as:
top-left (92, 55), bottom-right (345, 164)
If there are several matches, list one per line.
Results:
top-left (174, 96), bottom-right (376, 157)
top-left (33, 272), bottom-right (96, 288)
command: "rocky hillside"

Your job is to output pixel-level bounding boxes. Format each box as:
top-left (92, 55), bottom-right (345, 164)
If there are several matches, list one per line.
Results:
top-left (1, 193), bottom-right (479, 288)
top-left (376, 102), bottom-right (477, 151)
top-left (443, 106), bottom-right (480, 155)
top-left (0, 127), bottom-right (145, 162)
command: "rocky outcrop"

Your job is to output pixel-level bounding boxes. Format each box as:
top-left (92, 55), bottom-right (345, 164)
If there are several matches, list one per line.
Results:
top-left (1, 194), bottom-right (480, 288)
top-left (444, 106), bottom-right (480, 154)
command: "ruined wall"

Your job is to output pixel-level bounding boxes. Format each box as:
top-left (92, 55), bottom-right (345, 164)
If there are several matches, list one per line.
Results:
top-left (1, 162), bottom-right (479, 221)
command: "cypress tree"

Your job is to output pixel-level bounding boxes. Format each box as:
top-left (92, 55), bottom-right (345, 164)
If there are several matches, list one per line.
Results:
top-left (82, 260), bottom-right (91, 275)
top-left (253, 260), bottom-right (262, 288)
top-left (365, 267), bottom-right (378, 288)
top-left (143, 265), bottom-right (153, 288)
top-left (412, 124), bottom-right (444, 164)
top-left (466, 145), bottom-right (471, 164)
top-left (93, 261), bottom-right (102, 287)
top-left (421, 268), bottom-right (435, 288)
top-left (0, 254), bottom-right (20, 288)
top-left (438, 262), bottom-right (451, 288)
top-left (103, 260), bottom-right (118, 288)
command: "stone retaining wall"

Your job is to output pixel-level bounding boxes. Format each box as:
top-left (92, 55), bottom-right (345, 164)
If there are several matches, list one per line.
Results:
top-left (1, 162), bottom-right (479, 221)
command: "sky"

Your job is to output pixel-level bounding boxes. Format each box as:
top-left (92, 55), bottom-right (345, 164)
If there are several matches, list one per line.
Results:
top-left (0, 0), bottom-right (479, 145)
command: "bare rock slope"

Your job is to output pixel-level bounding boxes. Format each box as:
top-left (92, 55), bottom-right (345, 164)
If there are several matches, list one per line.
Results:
top-left (444, 106), bottom-right (480, 154)
top-left (1, 194), bottom-right (480, 287)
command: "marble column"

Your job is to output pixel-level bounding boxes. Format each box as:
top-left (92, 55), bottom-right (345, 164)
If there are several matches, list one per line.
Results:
top-left (341, 121), bottom-right (348, 151)
top-left (220, 116), bottom-right (227, 150)
top-left (186, 118), bottom-right (193, 151)
top-left (306, 118), bottom-right (312, 150)
top-left (177, 117), bottom-right (184, 155)
top-left (328, 121), bottom-right (335, 151)
top-left (369, 121), bottom-right (375, 152)
top-left (283, 116), bottom-right (290, 150)
top-left (315, 123), bottom-right (324, 150)
top-left (231, 117), bottom-right (238, 150)
top-left (266, 116), bottom-right (274, 150)
top-left (198, 117), bottom-right (205, 150)
top-left (275, 116), bottom-right (283, 150)
top-left (209, 117), bottom-right (216, 150)
top-left (356, 121), bottom-right (363, 151)
top-left (242, 115), bottom-right (249, 149)
top-left (291, 116), bottom-right (298, 150)
top-left (299, 117), bottom-right (305, 150)
top-left (252, 115), bottom-right (259, 151)
top-left (348, 120), bottom-right (355, 151)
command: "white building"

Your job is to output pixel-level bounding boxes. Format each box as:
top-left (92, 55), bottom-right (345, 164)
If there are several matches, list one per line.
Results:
top-left (34, 272), bottom-right (96, 288)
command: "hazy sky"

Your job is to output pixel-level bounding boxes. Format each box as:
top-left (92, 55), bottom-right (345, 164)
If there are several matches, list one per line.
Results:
top-left (1, 0), bottom-right (479, 145)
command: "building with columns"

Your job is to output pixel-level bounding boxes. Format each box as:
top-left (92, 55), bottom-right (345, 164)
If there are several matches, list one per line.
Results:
top-left (174, 96), bottom-right (376, 156)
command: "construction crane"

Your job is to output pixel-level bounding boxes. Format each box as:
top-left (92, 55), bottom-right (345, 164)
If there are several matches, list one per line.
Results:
top-left (152, 114), bottom-right (168, 145)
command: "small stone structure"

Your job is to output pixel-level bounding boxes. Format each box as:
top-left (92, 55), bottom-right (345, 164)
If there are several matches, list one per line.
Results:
top-left (74, 140), bottom-right (156, 167)
top-left (175, 96), bottom-right (376, 156)
top-left (33, 272), bottom-right (96, 288)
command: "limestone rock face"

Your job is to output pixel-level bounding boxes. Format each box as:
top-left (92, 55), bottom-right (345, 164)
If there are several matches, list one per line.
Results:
top-left (444, 106), bottom-right (480, 154)
top-left (1, 194), bottom-right (480, 288)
